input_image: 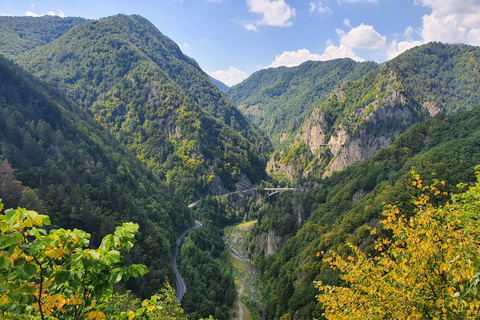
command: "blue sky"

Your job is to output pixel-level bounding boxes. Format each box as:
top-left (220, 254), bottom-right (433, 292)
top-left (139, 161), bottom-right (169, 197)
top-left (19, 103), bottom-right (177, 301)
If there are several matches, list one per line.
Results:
top-left (1, 0), bottom-right (480, 86)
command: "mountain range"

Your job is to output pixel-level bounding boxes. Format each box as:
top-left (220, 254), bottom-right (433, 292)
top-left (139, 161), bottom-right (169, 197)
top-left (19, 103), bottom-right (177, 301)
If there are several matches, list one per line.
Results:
top-left (1, 14), bottom-right (480, 320)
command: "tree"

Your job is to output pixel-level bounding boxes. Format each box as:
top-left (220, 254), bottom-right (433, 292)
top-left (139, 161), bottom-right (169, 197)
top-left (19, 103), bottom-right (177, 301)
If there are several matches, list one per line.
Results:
top-left (0, 158), bottom-right (24, 209)
top-left (0, 199), bottom-right (186, 320)
top-left (316, 170), bottom-right (480, 320)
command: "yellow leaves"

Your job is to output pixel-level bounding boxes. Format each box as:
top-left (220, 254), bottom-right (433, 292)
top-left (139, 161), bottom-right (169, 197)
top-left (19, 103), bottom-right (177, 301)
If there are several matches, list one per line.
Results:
top-left (45, 248), bottom-right (67, 259)
top-left (147, 305), bottom-right (156, 312)
top-left (128, 311), bottom-right (136, 320)
top-left (318, 172), bottom-right (480, 320)
top-left (86, 311), bottom-right (107, 320)
top-left (0, 295), bottom-right (8, 306)
top-left (68, 297), bottom-right (84, 305)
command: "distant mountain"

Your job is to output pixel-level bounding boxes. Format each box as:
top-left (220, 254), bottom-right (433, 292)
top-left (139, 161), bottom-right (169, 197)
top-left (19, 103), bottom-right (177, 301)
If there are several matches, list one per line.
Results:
top-left (0, 53), bottom-right (191, 298)
top-left (0, 15), bottom-right (87, 56)
top-left (268, 42), bottom-right (480, 180)
top-left (228, 59), bottom-right (377, 148)
top-left (208, 74), bottom-right (230, 93)
top-left (6, 14), bottom-right (270, 197)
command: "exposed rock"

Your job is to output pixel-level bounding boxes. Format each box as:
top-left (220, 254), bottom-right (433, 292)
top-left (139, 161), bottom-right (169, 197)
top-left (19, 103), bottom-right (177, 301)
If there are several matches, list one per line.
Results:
top-left (279, 133), bottom-right (287, 143)
top-left (235, 173), bottom-right (254, 192)
top-left (423, 101), bottom-right (442, 116)
top-left (210, 175), bottom-right (227, 195)
top-left (327, 124), bottom-right (349, 155)
top-left (323, 88), bottom-right (416, 178)
top-left (298, 109), bottom-right (328, 153)
top-left (266, 155), bottom-right (296, 180)
top-left (295, 181), bottom-right (322, 193)
top-left (352, 189), bottom-right (369, 202)
top-left (249, 230), bottom-right (282, 257)
top-left (291, 198), bottom-right (305, 225)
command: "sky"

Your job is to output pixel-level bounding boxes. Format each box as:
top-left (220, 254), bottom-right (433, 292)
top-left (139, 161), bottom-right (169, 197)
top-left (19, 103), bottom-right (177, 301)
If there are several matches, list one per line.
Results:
top-left (1, 0), bottom-right (480, 86)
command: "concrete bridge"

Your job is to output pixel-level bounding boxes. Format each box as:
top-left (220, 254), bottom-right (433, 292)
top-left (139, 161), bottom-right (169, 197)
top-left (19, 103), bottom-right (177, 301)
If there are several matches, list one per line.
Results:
top-left (188, 187), bottom-right (296, 208)
top-left (262, 187), bottom-right (295, 196)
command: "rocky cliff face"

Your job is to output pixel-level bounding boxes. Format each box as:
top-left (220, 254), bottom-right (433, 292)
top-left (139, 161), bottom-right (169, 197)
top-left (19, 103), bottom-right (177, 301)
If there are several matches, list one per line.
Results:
top-left (249, 229), bottom-right (283, 257)
top-left (323, 88), bottom-right (417, 177)
top-left (269, 67), bottom-right (427, 180)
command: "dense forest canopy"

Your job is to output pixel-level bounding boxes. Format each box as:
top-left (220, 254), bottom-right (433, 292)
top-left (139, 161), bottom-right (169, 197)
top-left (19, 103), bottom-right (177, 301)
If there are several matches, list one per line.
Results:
top-left (2, 14), bottom-right (270, 199)
top-left (0, 15), bottom-right (87, 56)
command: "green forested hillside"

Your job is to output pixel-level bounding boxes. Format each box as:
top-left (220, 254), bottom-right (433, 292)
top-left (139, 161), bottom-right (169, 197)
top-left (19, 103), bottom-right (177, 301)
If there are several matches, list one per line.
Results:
top-left (0, 15), bottom-right (86, 56)
top-left (208, 75), bottom-right (230, 93)
top-left (228, 59), bottom-right (377, 147)
top-left (90, 61), bottom-right (267, 199)
top-left (387, 42), bottom-right (480, 113)
top-left (12, 14), bottom-right (269, 151)
top-left (8, 14), bottom-right (269, 197)
top-left (0, 53), bottom-right (191, 298)
top-left (252, 107), bottom-right (480, 319)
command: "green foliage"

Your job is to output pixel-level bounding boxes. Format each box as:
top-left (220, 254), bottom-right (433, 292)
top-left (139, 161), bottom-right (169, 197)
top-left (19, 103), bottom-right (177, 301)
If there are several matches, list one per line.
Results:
top-left (253, 107), bottom-right (480, 319)
top-left (0, 53), bottom-right (191, 298)
top-left (388, 42), bottom-right (480, 114)
top-left (228, 59), bottom-right (377, 148)
top-left (10, 15), bottom-right (270, 194)
top-left (0, 203), bottom-right (186, 320)
top-left (90, 63), bottom-right (267, 197)
top-left (0, 16), bottom-right (86, 56)
top-left (11, 14), bottom-right (270, 195)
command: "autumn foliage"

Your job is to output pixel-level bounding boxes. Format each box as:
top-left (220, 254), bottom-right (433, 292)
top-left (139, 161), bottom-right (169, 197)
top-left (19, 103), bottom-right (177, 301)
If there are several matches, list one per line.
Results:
top-left (317, 170), bottom-right (480, 319)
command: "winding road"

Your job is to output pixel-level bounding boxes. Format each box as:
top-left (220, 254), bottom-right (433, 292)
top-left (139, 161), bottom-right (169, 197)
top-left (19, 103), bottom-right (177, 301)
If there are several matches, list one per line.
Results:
top-left (172, 219), bottom-right (202, 301)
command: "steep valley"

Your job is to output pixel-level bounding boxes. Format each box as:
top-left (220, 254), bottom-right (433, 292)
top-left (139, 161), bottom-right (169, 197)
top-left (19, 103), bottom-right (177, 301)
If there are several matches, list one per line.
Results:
top-left (2, 13), bottom-right (480, 320)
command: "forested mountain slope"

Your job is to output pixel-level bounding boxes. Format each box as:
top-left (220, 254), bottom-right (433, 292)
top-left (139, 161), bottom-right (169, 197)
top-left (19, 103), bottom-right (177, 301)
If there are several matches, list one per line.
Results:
top-left (0, 15), bottom-right (87, 56)
top-left (228, 59), bottom-right (377, 147)
top-left (0, 53), bottom-right (191, 298)
top-left (6, 14), bottom-right (269, 197)
top-left (252, 106), bottom-right (480, 319)
top-left (208, 75), bottom-right (229, 93)
top-left (12, 14), bottom-right (268, 150)
top-left (269, 43), bottom-right (480, 180)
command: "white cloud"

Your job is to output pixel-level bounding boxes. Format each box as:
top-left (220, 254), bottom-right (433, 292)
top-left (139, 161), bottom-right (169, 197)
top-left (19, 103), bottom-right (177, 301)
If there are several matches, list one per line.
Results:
top-left (269, 49), bottom-right (323, 67)
top-left (335, 28), bottom-right (345, 37)
top-left (245, 23), bottom-right (258, 31)
top-left (340, 23), bottom-right (386, 49)
top-left (208, 67), bottom-right (248, 86)
top-left (416, 0), bottom-right (480, 46)
top-left (48, 10), bottom-right (66, 17)
top-left (25, 9), bottom-right (65, 18)
top-left (309, 2), bottom-right (332, 14)
top-left (268, 46), bottom-right (363, 68)
top-left (319, 44), bottom-right (364, 61)
top-left (1, 13), bottom-right (11, 16)
top-left (25, 11), bottom-right (39, 17)
top-left (179, 43), bottom-right (191, 50)
top-left (387, 40), bottom-right (423, 59)
top-left (386, 26), bottom-right (423, 59)
top-left (246, 0), bottom-right (296, 27)
top-left (343, 18), bottom-right (352, 27)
